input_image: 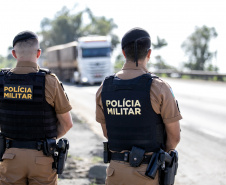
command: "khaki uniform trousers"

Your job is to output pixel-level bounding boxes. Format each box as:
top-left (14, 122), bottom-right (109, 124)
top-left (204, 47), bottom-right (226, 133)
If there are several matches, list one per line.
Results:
top-left (0, 148), bottom-right (57, 185)
top-left (106, 160), bottom-right (159, 185)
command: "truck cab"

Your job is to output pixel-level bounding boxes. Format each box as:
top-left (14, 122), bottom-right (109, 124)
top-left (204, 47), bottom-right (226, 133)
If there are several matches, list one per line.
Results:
top-left (74, 36), bottom-right (113, 84)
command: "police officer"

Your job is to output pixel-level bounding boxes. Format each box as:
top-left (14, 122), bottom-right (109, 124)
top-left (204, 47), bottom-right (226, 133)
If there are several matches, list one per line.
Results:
top-left (0, 31), bottom-right (73, 185)
top-left (96, 28), bottom-right (182, 185)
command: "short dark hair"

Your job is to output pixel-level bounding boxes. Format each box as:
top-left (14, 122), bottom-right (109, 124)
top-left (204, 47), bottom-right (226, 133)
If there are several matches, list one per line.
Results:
top-left (14, 38), bottom-right (39, 49)
top-left (13, 30), bottom-right (38, 47)
top-left (123, 38), bottom-right (150, 61)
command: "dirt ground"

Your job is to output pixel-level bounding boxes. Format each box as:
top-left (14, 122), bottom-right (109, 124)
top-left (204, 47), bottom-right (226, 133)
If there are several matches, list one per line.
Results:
top-left (58, 113), bottom-right (106, 185)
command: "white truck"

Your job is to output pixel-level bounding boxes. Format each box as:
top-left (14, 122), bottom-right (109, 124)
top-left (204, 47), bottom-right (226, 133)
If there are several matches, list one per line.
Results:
top-left (44, 36), bottom-right (113, 84)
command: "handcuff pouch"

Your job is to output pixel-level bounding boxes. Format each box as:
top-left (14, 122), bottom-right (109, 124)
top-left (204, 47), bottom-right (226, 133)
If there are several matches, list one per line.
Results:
top-left (129, 146), bottom-right (145, 167)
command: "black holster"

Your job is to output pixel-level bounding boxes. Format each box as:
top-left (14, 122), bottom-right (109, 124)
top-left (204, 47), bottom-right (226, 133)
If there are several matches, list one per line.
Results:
top-left (145, 149), bottom-right (165, 179)
top-left (160, 150), bottom-right (178, 185)
top-left (0, 133), bottom-right (6, 161)
top-left (42, 138), bottom-right (69, 174)
top-left (54, 138), bottom-right (69, 174)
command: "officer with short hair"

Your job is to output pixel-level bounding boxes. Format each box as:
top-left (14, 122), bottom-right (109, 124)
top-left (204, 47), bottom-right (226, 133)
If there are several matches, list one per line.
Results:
top-left (0, 31), bottom-right (73, 185)
top-left (96, 28), bottom-right (182, 185)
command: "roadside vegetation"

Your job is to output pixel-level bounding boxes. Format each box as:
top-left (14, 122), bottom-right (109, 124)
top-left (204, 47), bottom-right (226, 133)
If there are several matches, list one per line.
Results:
top-left (0, 48), bottom-right (16, 69)
top-left (39, 6), bottom-right (119, 51)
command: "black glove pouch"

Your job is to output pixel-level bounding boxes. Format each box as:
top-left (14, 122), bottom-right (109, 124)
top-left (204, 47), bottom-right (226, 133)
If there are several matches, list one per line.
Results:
top-left (129, 146), bottom-right (145, 167)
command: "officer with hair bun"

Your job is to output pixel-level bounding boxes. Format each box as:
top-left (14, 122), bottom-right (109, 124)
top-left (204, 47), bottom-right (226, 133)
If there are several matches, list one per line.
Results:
top-left (0, 31), bottom-right (73, 185)
top-left (96, 27), bottom-right (182, 185)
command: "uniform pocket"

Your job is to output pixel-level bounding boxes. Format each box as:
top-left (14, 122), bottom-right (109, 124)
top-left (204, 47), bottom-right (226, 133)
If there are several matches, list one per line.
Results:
top-left (133, 164), bottom-right (152, 181)
top-left (35, 156), bottom-right (55, 174)
top-left (134, 167), bottom-right (159, 184)
top-left (2, 153), bottom-right (15, 160)
top-left (106, 166), bottom-right (116, 185)
top-left (106, 166), bottom-right (115, 177)
top-left (0, 153), bottom-right (16, 177)
top-left (136, 170), bottom-right (149, 179)
top-left (35, 156), bottom-right (54, 165)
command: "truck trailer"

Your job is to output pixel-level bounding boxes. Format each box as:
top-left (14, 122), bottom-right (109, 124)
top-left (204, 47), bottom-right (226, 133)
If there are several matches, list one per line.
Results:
top-left (44, 36), bottom-right (113, 84)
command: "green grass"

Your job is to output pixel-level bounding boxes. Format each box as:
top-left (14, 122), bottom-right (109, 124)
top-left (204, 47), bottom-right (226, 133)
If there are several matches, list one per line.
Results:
top-left (159, 73), bottom-right (168, 78)
top-left (73, 156), bottom-right (83, 161)
top-left (90, 179), bottom-right (97, 185)
top-left (181, 75), bottom-right (191, 79)
top-left (91, 156), bottom-right (103, 163)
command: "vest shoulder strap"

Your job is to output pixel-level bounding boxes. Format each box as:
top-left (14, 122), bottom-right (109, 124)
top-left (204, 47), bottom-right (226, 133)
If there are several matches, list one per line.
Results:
top-left (0, 68), bottom-right (11, 75)
top-left (39, 68), bottom-right (51, 74)
top-left (105, 74), bottom-right (115, 80)
top-left (38, 68), bottom-right (59, 79)
top-left (39, 68), bottom-right (59, 79)
top-left (146, 72), bottom-right (159, 79)
top-left (102, 75), bottom-right (115, 92)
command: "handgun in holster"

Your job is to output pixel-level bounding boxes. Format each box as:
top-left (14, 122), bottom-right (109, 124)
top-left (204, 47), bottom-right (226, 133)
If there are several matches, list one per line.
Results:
top-left (0, 133), bottom-right (6, 161)
top-left (145, 149), bottom-right (166, 179)
top-left (145, 149), bottom-right (178, 185)
top-left (56, 138), bottom-right (69, 174)
top-left (161, 150), bottom-right (178, 185)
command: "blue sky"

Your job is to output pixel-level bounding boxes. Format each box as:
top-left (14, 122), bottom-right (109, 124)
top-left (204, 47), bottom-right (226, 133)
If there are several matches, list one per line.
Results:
top-left (0, 0), bottom-right (225, 72)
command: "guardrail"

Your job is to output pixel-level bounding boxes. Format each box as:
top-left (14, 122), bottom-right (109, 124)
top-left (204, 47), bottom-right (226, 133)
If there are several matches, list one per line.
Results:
top-left (152, 69), bottom-right (226, 82)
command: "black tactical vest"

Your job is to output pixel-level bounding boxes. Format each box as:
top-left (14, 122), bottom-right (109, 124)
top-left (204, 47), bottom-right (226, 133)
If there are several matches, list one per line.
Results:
top-left (0, 69), bottom-right (58, 140)
top-left (101, 74), bottom-right (166, 152)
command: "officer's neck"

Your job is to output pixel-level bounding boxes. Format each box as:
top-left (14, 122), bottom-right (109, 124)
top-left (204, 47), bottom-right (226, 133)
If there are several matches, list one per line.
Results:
top-left (125, 59), bottom-right (147, 68)
top-left (17, 58), bottom-right (37, 63)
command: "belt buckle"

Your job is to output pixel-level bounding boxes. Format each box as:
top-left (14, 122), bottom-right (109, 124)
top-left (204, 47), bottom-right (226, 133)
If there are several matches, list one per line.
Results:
top-left (123, 152), bottom-right (129, 162)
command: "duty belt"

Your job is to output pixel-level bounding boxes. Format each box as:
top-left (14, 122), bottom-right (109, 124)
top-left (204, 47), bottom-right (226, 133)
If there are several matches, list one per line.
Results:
top-left (111, 152), bottom-right (152, 164)
top-left (6, 139), bottom-right (44, 150)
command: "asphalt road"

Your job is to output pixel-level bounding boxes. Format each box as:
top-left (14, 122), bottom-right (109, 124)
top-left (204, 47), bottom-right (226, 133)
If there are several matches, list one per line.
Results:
top-left (64, 78), bottom-right (226, 185)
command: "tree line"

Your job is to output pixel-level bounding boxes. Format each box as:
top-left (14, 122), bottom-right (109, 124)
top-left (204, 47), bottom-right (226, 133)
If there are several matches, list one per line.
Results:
top-left (115, 25), bottom-right (218, 72)
top-left (39, 7), bottom-right (119, 50)
top-left (0, 6), bottom-right (219, 72)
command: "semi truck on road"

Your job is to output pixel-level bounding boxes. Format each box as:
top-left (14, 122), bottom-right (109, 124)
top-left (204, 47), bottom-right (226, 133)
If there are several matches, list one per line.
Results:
top-left (44, 36), bottom-right (113, 84)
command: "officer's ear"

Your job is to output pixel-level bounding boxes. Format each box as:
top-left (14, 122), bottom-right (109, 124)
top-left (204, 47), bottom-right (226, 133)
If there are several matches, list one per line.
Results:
top-left (12, 49), bottom-right (17, 59)
top-left (147, 49), bottom-right (151, 59)
top-left (37, 49), bottom-right (42, 59)
top-left (122, 49), bottom-right (126, 59)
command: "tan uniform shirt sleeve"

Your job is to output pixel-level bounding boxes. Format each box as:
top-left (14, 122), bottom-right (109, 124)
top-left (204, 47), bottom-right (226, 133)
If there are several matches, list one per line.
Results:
top-left (151, 78), bottom-right (182, 124)
top-left (96, 84), bottom-right (105, 124)
top-left (45, 74), bottom-right (72, 114)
